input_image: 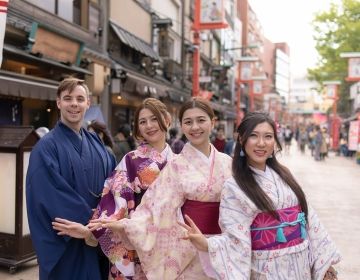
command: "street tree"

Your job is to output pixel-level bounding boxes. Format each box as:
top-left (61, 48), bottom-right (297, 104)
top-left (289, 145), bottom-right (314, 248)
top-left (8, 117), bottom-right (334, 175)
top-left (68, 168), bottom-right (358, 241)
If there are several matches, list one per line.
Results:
top-left (308, 0), bottom-right (360, 115)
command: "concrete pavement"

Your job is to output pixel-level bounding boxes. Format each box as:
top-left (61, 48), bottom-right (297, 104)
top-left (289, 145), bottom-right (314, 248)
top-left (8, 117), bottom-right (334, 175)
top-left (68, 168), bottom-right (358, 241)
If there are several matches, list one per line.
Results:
top-left (278, 146), bottom-right (360, 280)
top-left (0, 144), bottom-right (359, 279)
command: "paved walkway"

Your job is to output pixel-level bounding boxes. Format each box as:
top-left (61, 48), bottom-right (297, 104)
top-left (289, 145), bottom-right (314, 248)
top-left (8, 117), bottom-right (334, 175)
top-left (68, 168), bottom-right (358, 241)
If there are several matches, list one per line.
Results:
top-left (278, 146), bottom-right (360, 280)
top-left (1, 145), bottom-right (359, 279)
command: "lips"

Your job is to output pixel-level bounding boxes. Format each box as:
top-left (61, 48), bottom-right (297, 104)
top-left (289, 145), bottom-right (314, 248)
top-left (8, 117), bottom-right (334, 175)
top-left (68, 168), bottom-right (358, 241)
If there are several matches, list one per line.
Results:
top-left (253, 150), bottom-right (267, 156)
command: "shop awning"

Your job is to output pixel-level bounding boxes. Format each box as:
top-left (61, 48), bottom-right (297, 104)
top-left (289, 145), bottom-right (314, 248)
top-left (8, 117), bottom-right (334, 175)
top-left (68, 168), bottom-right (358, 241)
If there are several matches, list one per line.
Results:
top-left (112, 63), bottom-right (168, 98)
top-left (3, 44), bottom-right (92, 75)
top-left (110, 20), bottom-right (161, 61)
top-left (0, 71), bottom-right (58, 100)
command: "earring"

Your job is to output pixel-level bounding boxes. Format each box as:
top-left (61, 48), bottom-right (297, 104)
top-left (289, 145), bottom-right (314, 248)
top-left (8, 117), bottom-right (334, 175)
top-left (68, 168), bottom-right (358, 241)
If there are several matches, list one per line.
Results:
top-left (240, 149), bottom-right (245, 157)
top-left (268, 154), bottom-right (273, 158)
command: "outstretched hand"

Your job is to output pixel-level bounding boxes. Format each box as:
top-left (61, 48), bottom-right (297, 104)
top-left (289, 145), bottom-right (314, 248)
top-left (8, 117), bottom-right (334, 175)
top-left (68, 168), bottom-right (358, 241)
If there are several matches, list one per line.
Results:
top-left (88, 218), bottom-right (125, 233)
top-left (178, 215), bottom-right (209, 252)
top-left (52, 218), bottom-right (91, 239)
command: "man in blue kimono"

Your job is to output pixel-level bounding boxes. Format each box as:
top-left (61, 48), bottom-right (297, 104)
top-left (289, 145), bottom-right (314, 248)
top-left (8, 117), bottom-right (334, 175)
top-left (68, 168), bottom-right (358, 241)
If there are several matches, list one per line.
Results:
top-left (26, 77), bottom-right (116, 280)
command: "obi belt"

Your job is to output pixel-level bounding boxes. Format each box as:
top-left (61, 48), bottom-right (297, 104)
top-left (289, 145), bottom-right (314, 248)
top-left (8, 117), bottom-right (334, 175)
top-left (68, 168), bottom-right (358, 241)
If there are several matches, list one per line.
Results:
top-left (250, 205), bottom-right (307, 250)
top-left (181, 200), bottom-right (221, 235)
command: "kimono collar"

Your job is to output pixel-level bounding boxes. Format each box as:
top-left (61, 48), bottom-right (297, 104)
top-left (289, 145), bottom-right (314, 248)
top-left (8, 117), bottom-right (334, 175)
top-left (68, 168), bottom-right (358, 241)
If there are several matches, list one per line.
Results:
top-left (187, 142), bottom-right (214, 165)
top-left (137, 142), bottom-right (172, 163)
top-left (250, 165), bottom-right (274, 181)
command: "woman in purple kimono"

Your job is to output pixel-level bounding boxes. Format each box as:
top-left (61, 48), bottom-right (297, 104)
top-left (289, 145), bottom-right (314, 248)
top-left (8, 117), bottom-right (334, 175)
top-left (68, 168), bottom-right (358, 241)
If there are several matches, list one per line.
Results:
top-left (53, 98), bottom-right (173, 279)
top-left (181, 112), bottom-right (340, 280)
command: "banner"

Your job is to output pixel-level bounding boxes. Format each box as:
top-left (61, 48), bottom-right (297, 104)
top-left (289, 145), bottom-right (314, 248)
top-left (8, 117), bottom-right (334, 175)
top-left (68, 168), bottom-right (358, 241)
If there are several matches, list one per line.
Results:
top-left (348, 57), bottom-right (360, 80)
top-left (0, 0), bottom-right (8, 67)
top-left (326, 84), bottom-right (336, 99)
top-left (200, 0), bottom-right (223, 25)
top-left (253, 81), bottom-right (262, 94)
top-left (348, 120), bottom-right (360, 151)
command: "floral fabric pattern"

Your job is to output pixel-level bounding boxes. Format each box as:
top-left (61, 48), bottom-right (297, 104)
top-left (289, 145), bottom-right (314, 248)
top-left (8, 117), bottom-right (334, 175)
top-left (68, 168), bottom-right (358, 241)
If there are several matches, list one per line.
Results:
top-left (92, 143), bottom-right (172, 280)
top-left (120, 143), bottom-right (233, 280)
top-left (208, 167), bottom-right (341, 280)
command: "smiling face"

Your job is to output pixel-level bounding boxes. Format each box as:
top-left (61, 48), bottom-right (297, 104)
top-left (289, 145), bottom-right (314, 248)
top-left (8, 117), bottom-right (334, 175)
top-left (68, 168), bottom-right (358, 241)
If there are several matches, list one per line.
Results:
top-left (138, 108), bottom-right (167, 146)
top-left (181, 107), bottom-right (214, 151)
top-left (243, 121), bottom-right (275, 171)
top-left (56, 85), bottom-right (90, 132)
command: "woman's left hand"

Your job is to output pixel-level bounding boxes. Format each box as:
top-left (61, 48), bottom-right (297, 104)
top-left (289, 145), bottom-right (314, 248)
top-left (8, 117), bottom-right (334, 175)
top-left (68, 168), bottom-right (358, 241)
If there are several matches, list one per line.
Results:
top-left (52, 218), bottom-right (91, 239)
top-left (178, 215), bottom-right (209, 252)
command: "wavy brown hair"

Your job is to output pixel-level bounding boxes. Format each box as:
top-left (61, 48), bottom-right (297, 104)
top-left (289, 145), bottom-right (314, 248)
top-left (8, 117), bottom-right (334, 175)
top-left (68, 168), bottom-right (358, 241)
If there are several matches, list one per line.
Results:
top-left (233, 112), bottom-right (308, 219)
top-left (133, 98), bottom-right (170, 140)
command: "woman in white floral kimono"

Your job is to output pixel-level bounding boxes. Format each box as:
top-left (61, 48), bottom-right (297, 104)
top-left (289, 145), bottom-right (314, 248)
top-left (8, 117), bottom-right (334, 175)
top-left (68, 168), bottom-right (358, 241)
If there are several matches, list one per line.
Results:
top-left (95, 98), bottom-right (233, 280)
top-left (181, 112), bottom-right (341, 280)
top-left (52, 98), bottom-right (174, 279)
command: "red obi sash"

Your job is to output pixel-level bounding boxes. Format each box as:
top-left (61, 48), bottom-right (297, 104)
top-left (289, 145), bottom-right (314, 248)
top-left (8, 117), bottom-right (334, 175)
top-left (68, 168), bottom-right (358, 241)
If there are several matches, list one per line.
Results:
top-left (250, 205), bottom-right (306, 250)
top-left (181, 200), bottom-right (221, 234)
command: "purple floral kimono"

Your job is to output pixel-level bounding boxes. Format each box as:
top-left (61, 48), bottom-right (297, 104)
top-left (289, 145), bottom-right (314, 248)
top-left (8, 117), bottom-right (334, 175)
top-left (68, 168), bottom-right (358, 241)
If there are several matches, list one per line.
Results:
top-left (92, 143), bottom-right (173, 279)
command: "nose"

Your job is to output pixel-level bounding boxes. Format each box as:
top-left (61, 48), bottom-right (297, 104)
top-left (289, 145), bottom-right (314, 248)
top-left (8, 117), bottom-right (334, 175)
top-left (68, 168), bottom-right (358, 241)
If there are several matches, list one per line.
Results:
top-left (191, 121), bottom-right (200, 129)
top-left (70, 98), bottom-right (78, 106)
top-left (257, 136), bottom-right (265, 146)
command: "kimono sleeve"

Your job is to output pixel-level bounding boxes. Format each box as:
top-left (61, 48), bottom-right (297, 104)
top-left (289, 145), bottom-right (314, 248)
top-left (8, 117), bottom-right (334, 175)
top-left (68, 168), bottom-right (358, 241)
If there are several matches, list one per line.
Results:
top-left (26, 140), bottom-right (93, 274)
top-left (120, 160), bottom-right (197, 280)
top-left (208, 178), bottom-right (258, 280)
top-left (91, 155), bottom-right (136, 276)
top-left (307, 204), bottom-right (341, 279)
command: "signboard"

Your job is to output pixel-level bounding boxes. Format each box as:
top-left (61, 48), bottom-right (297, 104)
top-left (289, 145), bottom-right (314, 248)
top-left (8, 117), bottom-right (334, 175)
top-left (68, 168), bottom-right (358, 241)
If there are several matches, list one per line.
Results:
top-left (253, 81), bottom-right (262, 94)
top-left (28, 23), bottom-right (83, 66)
top-left (0, 0), bottom-right (8, 66)
top-left (326, 84), bottom-right (337, 99)
top-left (349, 57), bottom-right (360, 80)
top-left (240, 62), bottom-right (251, 81)
top-left (348, 120), bottom-right (360, 151)
top-left (200, 0), bottom-right (224, 24)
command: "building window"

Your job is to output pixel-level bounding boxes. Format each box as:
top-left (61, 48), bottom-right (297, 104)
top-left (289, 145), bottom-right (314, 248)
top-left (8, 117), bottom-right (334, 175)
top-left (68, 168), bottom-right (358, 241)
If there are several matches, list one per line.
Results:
top-left (26, 0), bottom-right (92, 28)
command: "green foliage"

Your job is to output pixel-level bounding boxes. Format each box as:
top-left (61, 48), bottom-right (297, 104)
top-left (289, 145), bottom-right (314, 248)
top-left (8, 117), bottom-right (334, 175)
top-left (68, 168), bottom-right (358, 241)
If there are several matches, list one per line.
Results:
top-left (309, 0), bottom-right (360, 115)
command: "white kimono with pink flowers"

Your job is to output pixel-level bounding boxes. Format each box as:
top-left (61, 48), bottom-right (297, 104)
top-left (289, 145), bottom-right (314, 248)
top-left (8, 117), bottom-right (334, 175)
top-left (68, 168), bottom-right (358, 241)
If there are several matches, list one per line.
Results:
top-left (119, 143), bottom-right (232, 280)
top-left (208, 166), bottom-right (341, 280)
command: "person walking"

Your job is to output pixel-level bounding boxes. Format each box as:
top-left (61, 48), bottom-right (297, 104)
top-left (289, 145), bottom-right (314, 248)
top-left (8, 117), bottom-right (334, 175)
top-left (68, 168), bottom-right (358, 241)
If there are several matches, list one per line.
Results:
top-left (26, 77), bottom-right (116, 280)
top-left (181, 112), bottom-right (341, 280)
top-left (53, 98), bottom-right (174, 279)
top-left (93, 98), bottom-right (232, 279)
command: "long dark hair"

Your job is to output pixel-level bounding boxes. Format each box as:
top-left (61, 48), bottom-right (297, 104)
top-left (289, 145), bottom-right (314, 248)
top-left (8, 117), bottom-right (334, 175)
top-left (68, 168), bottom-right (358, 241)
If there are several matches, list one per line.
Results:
top-left (233, 112), bottom-right (308, 219)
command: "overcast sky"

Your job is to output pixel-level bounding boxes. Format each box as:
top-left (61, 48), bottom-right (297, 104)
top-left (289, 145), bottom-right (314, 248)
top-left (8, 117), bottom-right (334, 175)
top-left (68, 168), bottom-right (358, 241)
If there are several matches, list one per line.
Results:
top-left (249, 0), bottom-right (338, 78)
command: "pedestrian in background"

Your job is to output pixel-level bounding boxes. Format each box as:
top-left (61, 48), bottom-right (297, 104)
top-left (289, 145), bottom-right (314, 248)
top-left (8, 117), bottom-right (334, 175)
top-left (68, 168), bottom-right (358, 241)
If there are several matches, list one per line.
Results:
top-left (26, 77), bottom-right (116, 280)
top-left (283, 125), bottom-right (293, 155)
top-left (113, 124), bottom-right (134, 162)
top-left (168, 127), bottom-right (185, 154)
top-left (53, 98), bottom-right (173, 279)
top-left (93, 98), bottom-right (232, 279)
top-left (224, 130), bottom-right (238, 157)
top-left (181, 112), bottom-right (340, 280)
top-left (87, 119), bottom-right (115, 158)
top-left (314, 125), bottom-right (322, 161)
top-left (212, 127), bottom-right (227, 152)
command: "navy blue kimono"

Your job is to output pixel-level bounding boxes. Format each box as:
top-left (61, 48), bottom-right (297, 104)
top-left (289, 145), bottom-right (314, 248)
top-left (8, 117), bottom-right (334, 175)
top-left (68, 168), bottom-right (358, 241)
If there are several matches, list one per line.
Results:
top-left (26, 121), bottom-right (116, 280)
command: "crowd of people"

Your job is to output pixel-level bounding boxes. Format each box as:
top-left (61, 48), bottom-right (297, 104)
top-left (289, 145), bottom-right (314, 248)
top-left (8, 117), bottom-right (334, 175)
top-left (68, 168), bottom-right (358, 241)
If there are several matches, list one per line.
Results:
top-left (26, 77), bottom-right (340, 280)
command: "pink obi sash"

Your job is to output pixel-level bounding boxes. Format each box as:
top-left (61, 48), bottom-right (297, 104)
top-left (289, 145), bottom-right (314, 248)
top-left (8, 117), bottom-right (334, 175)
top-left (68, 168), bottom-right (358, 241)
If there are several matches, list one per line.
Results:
top-left (250, 205), bottom-right (306, 250)
top-left (181, 200), bottom-right (221, 234)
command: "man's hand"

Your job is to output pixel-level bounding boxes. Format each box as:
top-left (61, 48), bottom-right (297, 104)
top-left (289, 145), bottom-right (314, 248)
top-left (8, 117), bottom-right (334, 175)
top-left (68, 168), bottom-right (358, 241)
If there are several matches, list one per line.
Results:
top-left (52, 218), bottom-right (91, 239)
